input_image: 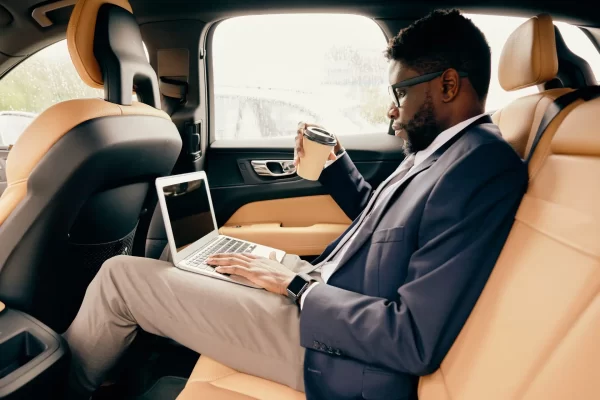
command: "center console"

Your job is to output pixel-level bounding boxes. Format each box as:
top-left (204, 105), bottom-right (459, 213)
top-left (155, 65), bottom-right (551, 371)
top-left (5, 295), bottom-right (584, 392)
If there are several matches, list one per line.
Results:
top-left (0, 303), bottom-right (68, 399)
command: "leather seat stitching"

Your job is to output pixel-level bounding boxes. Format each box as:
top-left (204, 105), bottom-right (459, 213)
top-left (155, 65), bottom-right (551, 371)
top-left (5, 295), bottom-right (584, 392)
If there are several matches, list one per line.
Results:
top-left (514, 214), bottom-right (599, 259)
top-left (7, 179), bottom-right (27, 186)
top-left (198, 369), bottom-right (238, 382)
top-left (209, 378), bottom-right (261, 399)
top-left (437, 366), bottom-right (454, 400)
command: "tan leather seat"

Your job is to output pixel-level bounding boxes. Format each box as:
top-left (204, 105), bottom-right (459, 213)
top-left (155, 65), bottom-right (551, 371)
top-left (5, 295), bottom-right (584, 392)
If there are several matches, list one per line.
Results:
top-left (0, 0), bottom-right (181, 331)
top-left (178, 14), bottom-right (600, 400)
top-left (177, 357), bottom-right (304, 400)
top-left (418, 14), bottom-right (600, 400)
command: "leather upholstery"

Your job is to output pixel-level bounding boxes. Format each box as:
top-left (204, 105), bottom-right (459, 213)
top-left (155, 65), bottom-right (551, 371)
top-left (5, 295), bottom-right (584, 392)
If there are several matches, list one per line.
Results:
top-left (0, 0), bottom-right (181, 330)
top-left (177, 357), bottom-right (304, 400)
top-left (0, 99), bottom-right (169, 226)
top-left (220, 195), bottom-right (351, 255)
top-left (177, 14), bottom-right (597, 400)
top-left (492, 88), bottom-right (572, 158)
top-left (223, 195), bottom-right (351, 227)
top-left (498, 13), bottom-right (558, 91)
top-left (418, 95), bottom-right (600, 400)
top-left (220, 223), bottom-right (348, 256)
top-left (418, 15), bottom-right (600, 400)
top-left (67, 0), bottom-right (133, 88)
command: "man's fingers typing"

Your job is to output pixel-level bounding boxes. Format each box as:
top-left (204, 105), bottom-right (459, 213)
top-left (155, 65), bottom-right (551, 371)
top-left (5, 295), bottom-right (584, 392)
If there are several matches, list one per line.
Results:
top-left (210, 252), bottom-right (257, 260)
top-left (215, 265), bottom-right (249, 277)
top-left (206, 256), bottom-right (250, 267)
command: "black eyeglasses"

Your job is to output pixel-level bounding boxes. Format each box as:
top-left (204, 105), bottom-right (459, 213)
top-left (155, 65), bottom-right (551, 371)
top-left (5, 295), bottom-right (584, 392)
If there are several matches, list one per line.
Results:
top-left (388, 70), bottom-right (468, 107)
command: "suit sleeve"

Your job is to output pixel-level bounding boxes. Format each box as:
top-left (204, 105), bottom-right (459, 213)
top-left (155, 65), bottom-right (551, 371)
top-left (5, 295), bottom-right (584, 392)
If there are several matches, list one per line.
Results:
top-left (318, 152), bottom-right (373, 220)
top-left (300, 142), bottom-right (528, 375)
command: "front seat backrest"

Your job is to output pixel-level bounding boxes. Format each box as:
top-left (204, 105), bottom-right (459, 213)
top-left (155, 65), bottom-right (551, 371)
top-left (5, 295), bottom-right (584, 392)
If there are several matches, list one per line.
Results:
top-left (419, 14), bottom-right (600, 400)
top-left (492, 14), bottom-right (574, 159)
top-left (0, 0), bottom-right (182, 331)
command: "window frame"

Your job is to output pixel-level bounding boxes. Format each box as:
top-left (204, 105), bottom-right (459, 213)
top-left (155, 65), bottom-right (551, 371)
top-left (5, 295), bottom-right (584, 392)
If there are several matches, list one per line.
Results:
top-left (0, 40), bottom-right (63, 150)
top-left (205, 15), bottom-right (391, 144)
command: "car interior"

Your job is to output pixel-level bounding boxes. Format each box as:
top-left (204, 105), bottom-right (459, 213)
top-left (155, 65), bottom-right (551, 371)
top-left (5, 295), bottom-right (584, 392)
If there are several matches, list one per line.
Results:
top-left (0, 0), bottom-right (599, 399)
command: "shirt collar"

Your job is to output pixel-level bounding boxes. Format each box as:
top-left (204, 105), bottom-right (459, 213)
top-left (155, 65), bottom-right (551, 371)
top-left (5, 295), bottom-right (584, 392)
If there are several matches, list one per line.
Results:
top-left (413, 113), bottom-right (487, 167)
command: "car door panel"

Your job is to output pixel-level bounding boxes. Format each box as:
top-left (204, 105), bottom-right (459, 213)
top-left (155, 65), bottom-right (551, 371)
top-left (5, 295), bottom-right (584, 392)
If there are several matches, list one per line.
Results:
top-left (205, 134), bottom-right (403, 256)
top-left (218, 195), bottom-right (351, 255)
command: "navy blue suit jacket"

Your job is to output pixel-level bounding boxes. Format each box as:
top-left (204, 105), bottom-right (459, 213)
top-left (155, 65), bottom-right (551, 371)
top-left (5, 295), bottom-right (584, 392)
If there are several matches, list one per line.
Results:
top-left (299, 117), bottom-right (528, 399)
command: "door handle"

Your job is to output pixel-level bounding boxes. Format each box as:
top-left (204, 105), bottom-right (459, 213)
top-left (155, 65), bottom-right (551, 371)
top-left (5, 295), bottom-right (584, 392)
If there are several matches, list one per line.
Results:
top-left (251, 160), bottom-right (297, 177)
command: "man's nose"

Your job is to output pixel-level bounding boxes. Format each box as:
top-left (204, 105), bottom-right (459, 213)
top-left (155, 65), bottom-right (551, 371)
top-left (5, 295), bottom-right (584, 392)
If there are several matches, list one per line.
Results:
top-left (387, 103), bottom-right (400, 120)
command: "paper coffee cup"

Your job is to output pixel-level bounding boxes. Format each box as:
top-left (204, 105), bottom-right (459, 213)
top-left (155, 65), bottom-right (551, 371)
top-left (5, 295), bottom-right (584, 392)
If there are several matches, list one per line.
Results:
top-left (297, 127), bottom-right (337, 181)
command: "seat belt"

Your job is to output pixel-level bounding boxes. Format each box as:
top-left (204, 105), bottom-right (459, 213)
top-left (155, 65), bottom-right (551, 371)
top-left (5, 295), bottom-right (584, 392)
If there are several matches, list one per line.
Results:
top-left (527, 86), bottom-right (600, 163)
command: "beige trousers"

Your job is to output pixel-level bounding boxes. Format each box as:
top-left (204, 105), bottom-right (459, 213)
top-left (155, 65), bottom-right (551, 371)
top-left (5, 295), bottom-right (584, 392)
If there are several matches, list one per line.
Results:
top-left (63, 250), bottom-right (319, 397)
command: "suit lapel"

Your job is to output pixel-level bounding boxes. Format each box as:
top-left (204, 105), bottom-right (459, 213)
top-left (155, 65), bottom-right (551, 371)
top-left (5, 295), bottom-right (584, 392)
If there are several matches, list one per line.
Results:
top-left (328, 115), bottom-right (492, 277)
top-left (333, 155), bottom-right (438, 268)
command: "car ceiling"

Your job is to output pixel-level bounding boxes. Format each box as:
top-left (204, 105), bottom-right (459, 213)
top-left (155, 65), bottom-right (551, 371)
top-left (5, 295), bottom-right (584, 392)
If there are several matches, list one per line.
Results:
top-left (1, 0), bottom-right (600, 63)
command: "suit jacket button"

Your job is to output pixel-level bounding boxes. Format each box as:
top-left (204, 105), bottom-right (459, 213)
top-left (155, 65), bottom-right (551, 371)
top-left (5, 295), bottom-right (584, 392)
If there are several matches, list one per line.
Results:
top-left (335, 349), bottom-right (342, 356)
top-left (313, 341), bottom-right (319, 349)
top-left (319, 344), bottom-right (327, 351)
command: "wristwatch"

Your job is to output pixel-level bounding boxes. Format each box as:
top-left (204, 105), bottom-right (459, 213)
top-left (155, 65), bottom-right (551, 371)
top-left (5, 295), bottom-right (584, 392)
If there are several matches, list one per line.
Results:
top-left (286, 273), bottom-right (316, 305)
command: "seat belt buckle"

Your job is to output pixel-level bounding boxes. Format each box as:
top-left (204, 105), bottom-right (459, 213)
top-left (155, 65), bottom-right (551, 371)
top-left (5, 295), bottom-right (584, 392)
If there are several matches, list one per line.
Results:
top-left (185, 122), bottom-right (202, 161)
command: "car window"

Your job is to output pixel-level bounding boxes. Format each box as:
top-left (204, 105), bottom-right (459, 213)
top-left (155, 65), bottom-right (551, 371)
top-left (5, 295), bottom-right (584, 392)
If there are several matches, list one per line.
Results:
top-left (467, 14), bottom-right (600, 109)
top-left (0, 112), bottom-right (36, 146)
top-left (0, 39), bottom-right (150, 148)
top-left (464, 14), bottom-right (540, 112)
top-left (554, 21), bottom-right (600, 82)
top-left (212, 14), bottom-right (390, 140)
top-left (0, 40), bottom-right (102, 147)
top-left (212, 14), bottom-right (600, 142)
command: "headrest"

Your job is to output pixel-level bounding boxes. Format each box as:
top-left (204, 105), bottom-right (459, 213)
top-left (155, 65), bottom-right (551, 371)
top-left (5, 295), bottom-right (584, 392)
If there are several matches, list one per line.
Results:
top-left (67, 0), bottom-right (132, 89)
top-left (67, 0), bottom-right (160, 108)
top-left (499, 14), bottom-right (558, 91)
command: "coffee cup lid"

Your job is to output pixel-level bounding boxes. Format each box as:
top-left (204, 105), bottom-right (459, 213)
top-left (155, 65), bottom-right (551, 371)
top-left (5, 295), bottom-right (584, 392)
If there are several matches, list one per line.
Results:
top-left (303, 127), bottom-right (337, 146)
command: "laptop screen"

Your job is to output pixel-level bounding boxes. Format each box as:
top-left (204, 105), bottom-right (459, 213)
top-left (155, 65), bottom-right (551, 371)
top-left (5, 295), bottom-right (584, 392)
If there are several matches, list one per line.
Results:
top-left (162, 178), bottom-right (216, 251)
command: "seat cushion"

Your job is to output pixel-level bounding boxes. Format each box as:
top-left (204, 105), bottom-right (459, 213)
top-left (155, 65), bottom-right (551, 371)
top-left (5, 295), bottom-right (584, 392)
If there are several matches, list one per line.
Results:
top-left (177, 357), bottom-right (304, 400)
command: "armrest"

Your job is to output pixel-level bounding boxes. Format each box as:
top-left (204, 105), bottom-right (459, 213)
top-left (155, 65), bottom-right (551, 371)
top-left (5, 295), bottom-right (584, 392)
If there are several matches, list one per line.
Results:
top-left (0, 306), bottom-right (68, 399)
top-left (219, 223), bottom-right (347, 256)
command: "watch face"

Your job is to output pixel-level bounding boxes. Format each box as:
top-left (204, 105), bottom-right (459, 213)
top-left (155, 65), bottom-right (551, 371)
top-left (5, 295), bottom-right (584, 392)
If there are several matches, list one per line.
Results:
top-left (287, 275), bottom-right (307, 295)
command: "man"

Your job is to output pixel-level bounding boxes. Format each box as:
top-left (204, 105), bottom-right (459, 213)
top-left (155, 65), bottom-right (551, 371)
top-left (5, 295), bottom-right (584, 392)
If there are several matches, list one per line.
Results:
top-left (64, 9), bottom-right (528, 400)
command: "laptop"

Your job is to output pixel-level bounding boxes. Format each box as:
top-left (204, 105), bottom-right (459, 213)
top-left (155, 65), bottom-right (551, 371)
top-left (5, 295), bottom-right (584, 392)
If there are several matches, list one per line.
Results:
top-left (156, 171), bottom-right (286, 288)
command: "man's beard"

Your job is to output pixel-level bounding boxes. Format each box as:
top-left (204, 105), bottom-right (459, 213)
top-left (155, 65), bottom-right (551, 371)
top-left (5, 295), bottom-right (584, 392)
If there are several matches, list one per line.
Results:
top-left (397, 94), bottom-right (442, 155)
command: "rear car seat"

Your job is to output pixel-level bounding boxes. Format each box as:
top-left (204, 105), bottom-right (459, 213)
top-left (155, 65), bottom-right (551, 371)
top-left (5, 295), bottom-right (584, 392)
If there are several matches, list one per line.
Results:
top-left (419, 14), bottom-right (600, 400)
top-left (177, 14), bottom-right (600, 399)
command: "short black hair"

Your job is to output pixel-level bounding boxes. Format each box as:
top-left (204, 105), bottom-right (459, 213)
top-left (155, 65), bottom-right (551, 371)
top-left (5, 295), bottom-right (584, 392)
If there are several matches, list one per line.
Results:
top-left (385, 9), bottom-right (491, 102)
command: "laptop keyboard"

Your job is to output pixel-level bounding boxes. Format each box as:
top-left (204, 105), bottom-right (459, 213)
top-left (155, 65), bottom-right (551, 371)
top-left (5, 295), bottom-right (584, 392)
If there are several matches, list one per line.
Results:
top-left (185, 237), bottom-right (256, 271)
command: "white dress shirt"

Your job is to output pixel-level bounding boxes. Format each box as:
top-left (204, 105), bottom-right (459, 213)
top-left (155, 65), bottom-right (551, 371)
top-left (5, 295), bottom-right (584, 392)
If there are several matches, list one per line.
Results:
top-left (300, 114), bottom-right (487, 308)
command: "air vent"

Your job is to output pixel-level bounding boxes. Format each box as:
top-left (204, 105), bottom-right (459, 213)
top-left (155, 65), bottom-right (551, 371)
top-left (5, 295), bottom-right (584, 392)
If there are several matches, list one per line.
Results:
top-left (32, 0), bottom-right (76, 27)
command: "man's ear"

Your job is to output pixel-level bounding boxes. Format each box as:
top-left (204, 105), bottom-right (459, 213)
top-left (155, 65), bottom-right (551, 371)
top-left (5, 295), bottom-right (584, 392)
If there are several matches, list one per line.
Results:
top-left (440, 69), bottom-right (460, 103)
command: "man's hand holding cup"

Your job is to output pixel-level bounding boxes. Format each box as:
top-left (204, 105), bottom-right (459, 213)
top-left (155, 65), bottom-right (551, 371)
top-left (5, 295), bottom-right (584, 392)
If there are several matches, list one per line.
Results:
top-left (294, 122), bottom-right (343, 181)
